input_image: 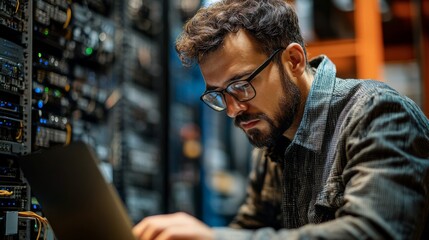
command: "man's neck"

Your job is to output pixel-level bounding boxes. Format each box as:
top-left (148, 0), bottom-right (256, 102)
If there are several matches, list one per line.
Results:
top-left (283, 68), bottom-right (315, 140)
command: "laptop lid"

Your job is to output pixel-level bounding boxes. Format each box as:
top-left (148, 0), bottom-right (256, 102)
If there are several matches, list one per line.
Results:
top-left (18, 141), bottom-right (136, 240)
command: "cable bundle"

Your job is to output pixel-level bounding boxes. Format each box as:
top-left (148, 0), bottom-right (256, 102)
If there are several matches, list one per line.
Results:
top-left (18, 211), bottom-right (49, 240)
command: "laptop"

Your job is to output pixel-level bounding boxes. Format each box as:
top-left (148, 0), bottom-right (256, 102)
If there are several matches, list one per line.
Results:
top-left (18, 141), bottom-right (137, 240)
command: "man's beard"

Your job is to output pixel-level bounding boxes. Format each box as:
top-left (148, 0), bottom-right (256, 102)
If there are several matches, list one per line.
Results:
top-left (234, 64), bottom-right (301, 148)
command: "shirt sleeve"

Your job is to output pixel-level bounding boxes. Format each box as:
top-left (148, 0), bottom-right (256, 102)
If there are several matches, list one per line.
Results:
top-left (214, 91), bottom-right (429, 240)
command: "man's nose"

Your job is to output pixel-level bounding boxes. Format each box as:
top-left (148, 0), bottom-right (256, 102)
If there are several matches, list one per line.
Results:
top-left (224, 93), bottom-right (247, 118)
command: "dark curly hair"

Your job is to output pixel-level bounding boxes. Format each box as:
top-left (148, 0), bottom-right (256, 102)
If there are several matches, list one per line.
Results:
top-left (175, 0), bottom-right (307, 67)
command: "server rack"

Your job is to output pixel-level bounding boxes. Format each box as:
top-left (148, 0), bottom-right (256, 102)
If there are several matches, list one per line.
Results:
top-left (1, 0), bottom-right (169, 238)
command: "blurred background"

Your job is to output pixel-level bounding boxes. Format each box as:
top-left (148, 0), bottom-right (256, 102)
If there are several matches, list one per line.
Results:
top-left (0, 0), bottom-right (427, 238)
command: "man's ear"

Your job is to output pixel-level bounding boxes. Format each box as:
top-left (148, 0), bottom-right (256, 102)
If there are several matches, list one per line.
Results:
top-left (281, 43), bottom-right (306, 77)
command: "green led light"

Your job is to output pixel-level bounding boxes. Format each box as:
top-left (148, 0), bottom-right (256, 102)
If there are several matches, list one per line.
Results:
top-left (54, 90), bottom-right (61, 97)
top-left (44, 87), bottom-right (49, 93)
top-left (85, 47), bottom-right (93, 55)
top-left (43, 29), bottom-right (49, 36)
top-left (38, 52), bottom-right (42, 58)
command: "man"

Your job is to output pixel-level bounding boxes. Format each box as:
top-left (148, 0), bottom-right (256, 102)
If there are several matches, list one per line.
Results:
top-left (133, 0), bottom-right (429, 239)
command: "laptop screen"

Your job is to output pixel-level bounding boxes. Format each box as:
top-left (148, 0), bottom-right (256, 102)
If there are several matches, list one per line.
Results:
top-left (18, 141), bottom-right (136, 240)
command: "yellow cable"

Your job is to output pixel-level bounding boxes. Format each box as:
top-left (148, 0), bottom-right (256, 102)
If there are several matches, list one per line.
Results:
top-left (35, 218), bottom-right (42, 240)
top-left (0, 190), bottom-right (13, 196)
top-left (63, 7), bottom-right (72, 29)
top-left (15, 127), bottom-right (22, 140)
top-left (43, 223), bottom-right (48, 240)
top-left (18, 211), bottom-right (49, 224)
top-left (15, 0), bottom-right (20, 13)
top-left (18, 211), bottom-right (49, 240)
top-left (65, 123), bottom-right (72, 145)
top-left (16, 121), bottom-right (23, 141)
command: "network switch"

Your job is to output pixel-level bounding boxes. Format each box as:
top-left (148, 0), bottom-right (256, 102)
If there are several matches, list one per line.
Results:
top-left (0, 0), bottom-right (25, 32)
top-left (0, 38), bottom-right (24, 94)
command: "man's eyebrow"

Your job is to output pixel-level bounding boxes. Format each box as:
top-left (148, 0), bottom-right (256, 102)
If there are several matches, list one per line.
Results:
top-left (205, 71), bottom-right (253, 91)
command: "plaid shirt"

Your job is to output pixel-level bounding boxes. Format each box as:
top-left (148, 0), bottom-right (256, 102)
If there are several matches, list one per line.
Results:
top-left (214, 56), bottom-right (429, 239)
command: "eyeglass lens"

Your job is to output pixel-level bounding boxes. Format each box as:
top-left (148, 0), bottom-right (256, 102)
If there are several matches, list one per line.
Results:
top-left (201, 48), bottom-right (283, 111)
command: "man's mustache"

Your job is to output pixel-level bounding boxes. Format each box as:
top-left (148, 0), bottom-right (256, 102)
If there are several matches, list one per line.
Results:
top-left (234, 113), bottom-right (266, 127)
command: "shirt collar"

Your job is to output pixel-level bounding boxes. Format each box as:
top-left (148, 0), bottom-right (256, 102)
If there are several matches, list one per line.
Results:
top-left (291, 55), bottom-right (337, 153)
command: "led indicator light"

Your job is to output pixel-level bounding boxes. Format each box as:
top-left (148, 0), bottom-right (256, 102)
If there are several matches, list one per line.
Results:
top-left (85, 47), bottom-right (93, 55)
top-left (37, 100), bottom-right (44, 108)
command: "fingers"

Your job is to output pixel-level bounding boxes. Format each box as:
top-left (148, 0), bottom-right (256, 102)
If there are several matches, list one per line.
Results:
top-left (132, 219), bottom-right (144, 238)
top-left (132, 213), bottom-right (188, 240)
top-left (133, 214), bottom-right (168, 240)
top-left (155, 226), bottom-right (195, 240)
top-left (132, 212), bottom-right (214, 240)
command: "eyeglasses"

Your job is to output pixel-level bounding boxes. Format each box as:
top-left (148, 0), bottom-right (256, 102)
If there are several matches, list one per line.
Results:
top-left (200, 48), bottom-right (284, 112)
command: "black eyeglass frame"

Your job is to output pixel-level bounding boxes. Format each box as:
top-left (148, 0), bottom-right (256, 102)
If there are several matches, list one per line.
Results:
top-left (200, 48), bottom-right (284, 111)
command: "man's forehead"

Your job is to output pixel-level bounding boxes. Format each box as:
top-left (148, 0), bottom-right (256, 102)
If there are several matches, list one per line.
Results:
top-left (199, 34), bottom-right (268, 90)
top-left (200, 30), bottom-right (260, 64)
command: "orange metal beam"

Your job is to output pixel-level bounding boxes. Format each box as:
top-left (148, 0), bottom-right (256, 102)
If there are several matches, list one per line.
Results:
top-left (354, 0), bottom-right (384, 80)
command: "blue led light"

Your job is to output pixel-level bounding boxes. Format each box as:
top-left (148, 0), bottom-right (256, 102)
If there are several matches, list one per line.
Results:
top-left (37, 100), bottom-right (44, 108)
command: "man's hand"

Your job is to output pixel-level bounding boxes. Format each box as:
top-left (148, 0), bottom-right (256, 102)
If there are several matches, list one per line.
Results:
top-left (132, 212), bottom-right (214, 240)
